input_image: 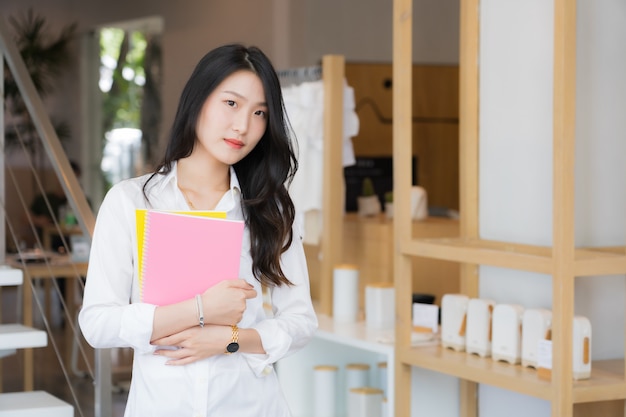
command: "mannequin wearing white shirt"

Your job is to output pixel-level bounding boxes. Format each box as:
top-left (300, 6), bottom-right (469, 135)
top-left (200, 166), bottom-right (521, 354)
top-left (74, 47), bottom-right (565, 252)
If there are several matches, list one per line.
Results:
top-left (79, 44), bottom-right (317, 417)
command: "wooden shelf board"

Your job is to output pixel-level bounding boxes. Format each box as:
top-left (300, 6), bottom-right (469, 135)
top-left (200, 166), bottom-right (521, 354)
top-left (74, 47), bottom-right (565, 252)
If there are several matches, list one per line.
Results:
top-left (403, 238), bottom-right (552, 274)
top-left (402, 239), bottom-right (626, 276)
top-left (398, 345), bottom-right (625, 403)
top-left (573, 359), bottom-right (626, 403)
top-left (575, 247), bottom-right (626, 276)
top-left (398, 345), bottom-right (553, 399)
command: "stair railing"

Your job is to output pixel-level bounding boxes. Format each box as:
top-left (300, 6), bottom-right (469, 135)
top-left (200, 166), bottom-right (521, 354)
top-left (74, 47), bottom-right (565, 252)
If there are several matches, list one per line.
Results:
top-left (0, 15), bottom-right (112, 417)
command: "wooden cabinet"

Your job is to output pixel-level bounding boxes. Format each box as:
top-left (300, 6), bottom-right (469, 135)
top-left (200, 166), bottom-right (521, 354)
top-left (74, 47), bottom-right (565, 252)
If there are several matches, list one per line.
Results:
top-left (392, 1), bottom-right (626, 417)
top-left (345, 63), bottom-right (460, 211)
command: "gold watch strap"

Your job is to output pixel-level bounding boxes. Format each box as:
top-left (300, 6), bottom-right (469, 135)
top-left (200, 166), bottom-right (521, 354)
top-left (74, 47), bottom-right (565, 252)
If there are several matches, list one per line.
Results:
top-left (225, 324), bottom-right (239, 354)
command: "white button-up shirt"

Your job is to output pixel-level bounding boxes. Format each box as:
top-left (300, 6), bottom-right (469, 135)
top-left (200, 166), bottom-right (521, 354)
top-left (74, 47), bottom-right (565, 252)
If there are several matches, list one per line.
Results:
top-left (79, 163), bottom-right (318, 417)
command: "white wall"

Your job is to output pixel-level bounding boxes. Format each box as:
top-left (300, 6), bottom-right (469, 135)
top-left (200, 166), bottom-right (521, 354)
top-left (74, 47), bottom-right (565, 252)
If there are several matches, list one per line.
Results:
top-left (303, 0), bottom-right (459, 65)
top-left (478, 0), bottom-right (626, 350)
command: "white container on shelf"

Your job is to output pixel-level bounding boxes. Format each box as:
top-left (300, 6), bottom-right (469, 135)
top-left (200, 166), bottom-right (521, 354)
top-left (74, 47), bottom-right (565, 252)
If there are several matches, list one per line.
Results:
top-left (346, 363), bottom-right (370, 392)
top-left (441, 294), bottom-right (470, 351)
top-left (313, 365), bottom-right (338, 417)
top-left (377, 361), bottom-right (388, 398)
top-left (465, 298), bottom-right (496, 358)
top-left (333, 264), bottom-right (360, 322)
top-left (492, 303), bottom-right (525, 365)
top-left (521, 308), bottom-right (552, 368)
top-left (381, 396), bottom-right (389, 417)
top-left (410, 186), bottom-right (428, 220)
top-left (348, 387), bottom-right (384, 417)
top-left (365, 282), bottom-right (395, 329)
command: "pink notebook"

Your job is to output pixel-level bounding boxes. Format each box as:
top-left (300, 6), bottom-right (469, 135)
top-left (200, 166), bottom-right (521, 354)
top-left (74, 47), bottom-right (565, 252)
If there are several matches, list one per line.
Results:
top-left (139, 210), bottom-right (245, 306)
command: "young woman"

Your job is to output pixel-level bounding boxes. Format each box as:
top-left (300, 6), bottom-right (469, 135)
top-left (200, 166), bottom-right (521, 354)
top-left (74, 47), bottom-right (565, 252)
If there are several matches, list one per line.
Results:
top-left (79, 44), bottom-right (318, 416)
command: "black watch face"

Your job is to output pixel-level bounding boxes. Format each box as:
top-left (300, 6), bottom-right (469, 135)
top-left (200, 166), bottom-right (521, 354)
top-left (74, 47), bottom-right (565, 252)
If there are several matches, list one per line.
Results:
top-left (226, 342), bottom-right (239, 353)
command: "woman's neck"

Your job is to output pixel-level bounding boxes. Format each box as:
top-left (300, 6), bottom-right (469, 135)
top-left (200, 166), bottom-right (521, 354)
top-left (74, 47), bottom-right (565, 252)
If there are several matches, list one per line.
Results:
top-left (176, 156), bottom-right (230, 210)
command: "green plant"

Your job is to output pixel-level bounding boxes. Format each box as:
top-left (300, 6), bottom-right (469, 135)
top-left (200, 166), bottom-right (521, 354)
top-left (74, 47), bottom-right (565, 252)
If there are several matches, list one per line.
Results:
top-left (384, 190), bottom-right (393, 203)
top-left (3, 8), bottom-right (77, 160)
top-left (361, 177), bottom-right (376, 197)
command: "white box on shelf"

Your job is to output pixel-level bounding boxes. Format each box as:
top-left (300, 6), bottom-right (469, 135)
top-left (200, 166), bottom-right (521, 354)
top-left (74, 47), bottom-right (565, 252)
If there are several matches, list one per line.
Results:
top-left (535, 316), bottom-right (592, 381)
top-left (412, 303), bottom-right (439, 333)
top-left (521, 308), bottom-right (552, 368)
top-left (441, 294), bottom-right (469, 352)
top-left (573, 316), bottom-right (592, 380)
top-left (491, 304), bottom-right (524, 365)
top-left (465, 298), bottom-right (496, 358)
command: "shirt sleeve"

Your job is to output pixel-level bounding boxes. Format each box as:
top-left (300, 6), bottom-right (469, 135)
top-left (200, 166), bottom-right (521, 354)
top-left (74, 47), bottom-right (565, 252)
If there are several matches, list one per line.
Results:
top-left (78, 183), bottom-right (157, 354)
top-left (247, 223), bottom-right (318, 377)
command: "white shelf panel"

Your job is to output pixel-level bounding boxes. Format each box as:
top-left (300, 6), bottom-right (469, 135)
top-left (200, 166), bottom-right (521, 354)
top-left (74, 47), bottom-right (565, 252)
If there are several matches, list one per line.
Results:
top-left (0, 266), bottom-right (23, 286)
top-left (0, 349), bottom-right (16, 359)
top-left (0, 324), bottom-right (47, 350)
top-left (0, 391), bottom-right (73, 417)
top-left (315, 313), bottom-right (395, 356)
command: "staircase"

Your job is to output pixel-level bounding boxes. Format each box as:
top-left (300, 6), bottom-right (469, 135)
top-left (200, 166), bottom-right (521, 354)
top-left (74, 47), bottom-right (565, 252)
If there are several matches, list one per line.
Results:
top-left (0, 267), bottom-right (73, 417)
top-left (1, 11), bottom-right (111, 416)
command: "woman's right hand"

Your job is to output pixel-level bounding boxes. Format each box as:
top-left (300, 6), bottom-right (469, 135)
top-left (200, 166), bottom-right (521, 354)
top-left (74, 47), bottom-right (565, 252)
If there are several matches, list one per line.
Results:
top-left (202, 279), bottom-right (257, 325)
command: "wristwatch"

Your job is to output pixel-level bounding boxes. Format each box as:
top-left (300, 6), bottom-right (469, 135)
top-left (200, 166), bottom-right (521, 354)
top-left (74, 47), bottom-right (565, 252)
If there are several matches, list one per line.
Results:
top-left (225, 325), bottom-right (239, 354)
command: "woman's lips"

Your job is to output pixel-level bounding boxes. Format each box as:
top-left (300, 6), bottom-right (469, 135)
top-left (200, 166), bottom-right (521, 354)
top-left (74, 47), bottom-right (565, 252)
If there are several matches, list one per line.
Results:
top-left (224, 138), bottom-right (244, 149)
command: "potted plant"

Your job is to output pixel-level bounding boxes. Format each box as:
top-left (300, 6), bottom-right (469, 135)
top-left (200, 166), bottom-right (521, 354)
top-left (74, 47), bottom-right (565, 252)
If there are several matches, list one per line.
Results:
top-left (384, 190), bottom-right (394, 219)
top-left (3, 9), bottom-right (77, 178)
top-left (357, 177), bottom-right (382, 217)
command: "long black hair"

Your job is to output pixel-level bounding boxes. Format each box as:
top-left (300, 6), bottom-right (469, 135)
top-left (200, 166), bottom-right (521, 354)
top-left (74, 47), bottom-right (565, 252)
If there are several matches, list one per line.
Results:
top-left (143, 44), bottom-right (298, 287)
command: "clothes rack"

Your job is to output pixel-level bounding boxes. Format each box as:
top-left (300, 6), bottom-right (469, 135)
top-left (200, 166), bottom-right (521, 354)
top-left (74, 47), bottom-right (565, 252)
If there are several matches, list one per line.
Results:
top-left (278, 56), bottom-right (345, 316)
top-left (277, 65), bottom-right (322, 87)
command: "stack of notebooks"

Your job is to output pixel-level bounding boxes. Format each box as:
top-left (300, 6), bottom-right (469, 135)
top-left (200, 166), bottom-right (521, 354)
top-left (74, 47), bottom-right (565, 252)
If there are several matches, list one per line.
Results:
top-left (136, 209), bottom-right (245, 305)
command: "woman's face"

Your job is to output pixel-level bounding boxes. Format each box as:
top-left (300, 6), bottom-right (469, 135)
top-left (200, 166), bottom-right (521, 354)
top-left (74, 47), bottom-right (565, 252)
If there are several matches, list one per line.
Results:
top-left (194, 70), bottom-right (268, 165)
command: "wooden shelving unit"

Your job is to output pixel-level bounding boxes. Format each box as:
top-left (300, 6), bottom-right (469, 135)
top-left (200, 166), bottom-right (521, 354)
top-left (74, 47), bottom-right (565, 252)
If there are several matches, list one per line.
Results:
top-left (392, 1), bottom-right (626, 417)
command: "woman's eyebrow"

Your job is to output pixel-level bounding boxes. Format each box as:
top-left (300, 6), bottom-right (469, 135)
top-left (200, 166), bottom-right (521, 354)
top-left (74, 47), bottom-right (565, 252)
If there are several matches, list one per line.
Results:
top-left (223, 90), bottom-right (267, 106)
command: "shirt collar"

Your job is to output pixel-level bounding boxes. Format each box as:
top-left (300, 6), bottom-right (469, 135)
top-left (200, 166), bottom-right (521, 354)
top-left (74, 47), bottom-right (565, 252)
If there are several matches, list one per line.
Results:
top-left (219, 166), bottom-right (241, 213)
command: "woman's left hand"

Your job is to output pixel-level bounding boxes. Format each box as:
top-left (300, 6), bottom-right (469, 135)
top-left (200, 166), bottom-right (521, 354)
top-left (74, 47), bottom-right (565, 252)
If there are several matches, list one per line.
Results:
top-left (151, 324), bottom-right (231, 365)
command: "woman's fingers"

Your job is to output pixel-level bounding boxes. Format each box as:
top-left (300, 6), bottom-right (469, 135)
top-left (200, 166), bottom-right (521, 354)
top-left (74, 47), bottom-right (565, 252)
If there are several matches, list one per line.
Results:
top-left (202, 279), bottom-right (257, 325)
top-left (151, 325), bottom-right (231, 365)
